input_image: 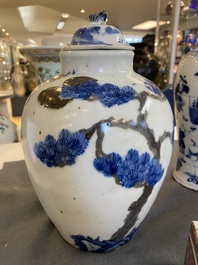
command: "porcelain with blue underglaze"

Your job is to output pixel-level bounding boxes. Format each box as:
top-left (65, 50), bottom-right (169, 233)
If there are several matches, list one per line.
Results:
top-left (21, 11), bottom-right (173, 252)
top-left (173, 48), bottom-right (198, 191)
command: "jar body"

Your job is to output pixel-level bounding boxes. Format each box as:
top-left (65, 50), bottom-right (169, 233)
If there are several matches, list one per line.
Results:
top-left (21, 49), bottom-right (173, 252)
top-left (173, 49), bottom-right (198, 190)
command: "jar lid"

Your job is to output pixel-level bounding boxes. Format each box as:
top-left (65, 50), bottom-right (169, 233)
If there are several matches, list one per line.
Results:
top-left (65, 10), bottom-right (133, 51)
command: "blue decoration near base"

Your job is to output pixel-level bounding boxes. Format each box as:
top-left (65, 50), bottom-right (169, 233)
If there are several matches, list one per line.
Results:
top-left (185, 172), bottom-right (198, 185)
top-left (71, 228), bottom-right (137, 253)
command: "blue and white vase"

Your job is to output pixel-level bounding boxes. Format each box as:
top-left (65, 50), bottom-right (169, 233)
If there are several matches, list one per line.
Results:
top-left (21, 11), bottom-right (174, 252)
top-left (173, 48), bottom-right (198, 191)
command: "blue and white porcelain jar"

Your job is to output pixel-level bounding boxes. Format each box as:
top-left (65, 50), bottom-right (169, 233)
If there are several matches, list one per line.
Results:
top-left (173, 48), bottom-right (198, 191)
top-left (21, 11), bottom-right (173, 252)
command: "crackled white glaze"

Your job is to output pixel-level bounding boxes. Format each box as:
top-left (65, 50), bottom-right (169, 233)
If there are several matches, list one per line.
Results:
top-left (21, 11), bottom-right (173, 252)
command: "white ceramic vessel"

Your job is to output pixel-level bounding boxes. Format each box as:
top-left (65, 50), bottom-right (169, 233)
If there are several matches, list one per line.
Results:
top-left (19, 46), bottom-right (61, 84)
top-left (173, 48), bottom-right (198, 191)
top-left (0, 115), bottom-right (18, 144)
top-left (21, 11), bottom-right (173, 252)
top-left (0, 90), bottom-right (18, 144)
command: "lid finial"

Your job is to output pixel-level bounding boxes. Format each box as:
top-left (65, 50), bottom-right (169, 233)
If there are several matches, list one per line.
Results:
top-left (89, 10), bottom-right (107, 24)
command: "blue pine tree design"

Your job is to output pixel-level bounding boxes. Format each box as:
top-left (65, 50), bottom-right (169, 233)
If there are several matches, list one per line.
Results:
top-left (95, 84), bottom-right (135, 107)
top-left (61, 79), bottom-right (99, 100)
top-left (34, 129), bottom-right (89, 167)
top-left (92, 148), bottom-right (164, 242)
top-left (61, 77), bottom-right (136, 107)
top-left (94, 149), bottom-right (164, 188)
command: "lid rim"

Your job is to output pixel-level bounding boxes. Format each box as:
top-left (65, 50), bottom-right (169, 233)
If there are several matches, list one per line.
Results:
top-left (62, 44), bottom-right (134, 51)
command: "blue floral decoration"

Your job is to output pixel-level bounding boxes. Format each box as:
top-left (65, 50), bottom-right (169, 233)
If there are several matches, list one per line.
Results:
top-left (71, 227), bottom-right (137, 253)
top-left (175, 74), bottom-right (189, 113)
top-left (61, 80), bottom-right (136, 108)
top-left (94, 149), bottom-right (164, 188)
top-left (34, 129), bottom-right (89, 167)
top-left (185, 172), bottom-right (198, 185)
top-left (179, 75), bottom-right (189, 93)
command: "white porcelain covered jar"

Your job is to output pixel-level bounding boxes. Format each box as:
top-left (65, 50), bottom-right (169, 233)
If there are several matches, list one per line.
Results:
top-left (21, 11), bottom-right (173, 252)
top-left (173, 48), bottom-right (198, 190)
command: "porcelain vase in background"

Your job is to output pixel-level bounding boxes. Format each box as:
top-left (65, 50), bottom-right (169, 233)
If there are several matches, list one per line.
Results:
top-left (21, 11), bottom-right (174, 252)
top-left (19, 46), bottom-right (61, 85)
top-left (0, 91), bottom-right (18, 144)
top-left (0, 115), bottom-right (18, 144)
top-left (173, 48), bottom-right (198, 191)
